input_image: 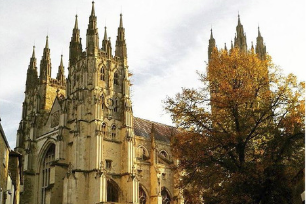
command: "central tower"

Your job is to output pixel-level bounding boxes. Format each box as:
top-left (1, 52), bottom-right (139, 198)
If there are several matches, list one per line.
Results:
top-left (63, 2), bottom-right (135, 203)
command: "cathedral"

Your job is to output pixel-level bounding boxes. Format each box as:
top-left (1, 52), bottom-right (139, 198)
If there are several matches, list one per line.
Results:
top-left (15, 2), bottom-right (266, 204)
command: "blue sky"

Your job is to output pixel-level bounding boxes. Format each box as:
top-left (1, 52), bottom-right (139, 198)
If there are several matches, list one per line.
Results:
top-left (0, 0), bottom-right (305, 148)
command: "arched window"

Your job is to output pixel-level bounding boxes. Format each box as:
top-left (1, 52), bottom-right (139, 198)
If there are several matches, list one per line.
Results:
top-left (102, 123), bottom-right (106, 136)
top-left (41, 144), bottom-right (55, 204)
top-left (111, 125), bottom-right (116, 139)
top-left (114, 71), bottom-right (119, 85)
top-left (161, 187), bottom-right (171, 204)
top-left (139, 186), bottom-right (147, 204)
top-left (138, 146), bottom-right (149, 160)
top-left (160, 150), bottom-right (168, 158)
top-left (100, 67), bottom-right (105, 81)
top-left (107, 180), bottom-right (119, 202)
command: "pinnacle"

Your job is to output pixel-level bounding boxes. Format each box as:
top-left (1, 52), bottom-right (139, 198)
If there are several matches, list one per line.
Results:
top-left (74, 15), bottom-right (78, 29)
top-left (60, 54), bottom-right (64, 67)
top-left (210, 28), bottom-right (214, 39)
top-left (258, 26), bottom-right (262, 37)
top-left (32, 46), bottom-right (35, 58)
top-left (119, 13), bottom-right (123, 28)
top-left (91, 1), bottom-right (95, 16)
top-left (104, 26), bottom-right (108, 40)
top-left (45, 36), bottom-right (49, 49)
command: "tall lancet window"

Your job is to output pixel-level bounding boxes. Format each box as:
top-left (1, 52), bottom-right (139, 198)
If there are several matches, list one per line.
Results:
top-left (111, 125), bottom-right (116, 139)
top-left (161, 187), bottom-right (171, 204)
top-left (139, 186), bottom-right (147, 204)
top-left (102, 123), bottom-right (106, 136)
top-left (41, 144), bottom-right (55, 204)
top-left (114, 71), bottom-right (119, 85)
top-left (100, 67), bottom-right (105, 81)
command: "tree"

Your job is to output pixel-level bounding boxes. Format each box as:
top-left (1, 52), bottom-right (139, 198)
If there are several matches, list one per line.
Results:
top-left (165, 48), bottom-right (305, 204)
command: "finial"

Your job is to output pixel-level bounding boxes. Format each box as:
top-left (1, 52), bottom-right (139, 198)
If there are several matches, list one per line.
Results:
top-left (74, 14), bottom-right (78, 29)
top-left (258, 26), bottom-right (262, 37)
top-left (104, 26), bottom-right (108, 40)
top-left (238, 12), bottom-right (241, 25)
top-left (224, 43), bottom-right (227, 51)
top-left (45, 36), bottom-right (49, 48)
top-left (119, 13), bottom-right (123, 27)
top-left (32, 46), bottom-right (36, 58)
top-left (60, 54), bottom-right (64, 67)
top-left (91, 1), bottom-right (95, 16)
top-left (210, 28), bottom-right (213, 39)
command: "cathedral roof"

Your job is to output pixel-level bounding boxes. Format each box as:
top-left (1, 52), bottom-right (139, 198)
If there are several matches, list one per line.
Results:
top-left (133, 117), bottom-right (177, 143)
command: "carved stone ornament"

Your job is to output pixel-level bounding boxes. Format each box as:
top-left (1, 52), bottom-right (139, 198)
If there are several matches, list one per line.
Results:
top-left (104, 95), bottom-right (114, 109)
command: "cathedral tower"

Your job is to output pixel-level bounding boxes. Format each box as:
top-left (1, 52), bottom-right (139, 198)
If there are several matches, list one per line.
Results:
top-left (16, 3), bottom-right (179, 204)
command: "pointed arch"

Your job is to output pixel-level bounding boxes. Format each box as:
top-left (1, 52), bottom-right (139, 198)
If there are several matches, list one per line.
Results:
top-left (107, 179), bottom-right (119, 202)
top-left (111, 124), bottom-right (116, 139)
top-left (137, 146), bottom-right (149, 160)
top-left (161, 187), bottom-right (171, 204)
top-left (139, 184), bottom-right (148, 204)
top-left (101, 122), bottom-right (107, 136)
top-left (40, 143), bottom-right (56, 204)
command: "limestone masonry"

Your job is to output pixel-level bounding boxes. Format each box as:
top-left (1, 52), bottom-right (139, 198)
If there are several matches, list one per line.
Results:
top-left (15, 2), bottom-right (266, 204)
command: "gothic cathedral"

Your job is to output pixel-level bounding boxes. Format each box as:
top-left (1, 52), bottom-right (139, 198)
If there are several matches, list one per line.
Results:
top-left (15, 2), bottom-right (266, 204)
top-left (16, 2), bottom-right (179, 204)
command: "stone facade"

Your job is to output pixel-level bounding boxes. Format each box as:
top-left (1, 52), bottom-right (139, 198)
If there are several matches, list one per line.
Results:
top-left (0, 121), bottom-right (10, 204)
top-left (1, 121), bottom-right (21, 204)
top-left (15, 2), bottom-right (182, 204)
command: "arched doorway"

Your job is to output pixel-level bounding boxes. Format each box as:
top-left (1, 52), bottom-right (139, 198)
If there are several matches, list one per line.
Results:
top-left (107, 179), bottom-right (119, 202)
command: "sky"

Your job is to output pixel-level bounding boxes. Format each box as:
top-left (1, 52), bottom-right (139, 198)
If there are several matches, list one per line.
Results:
top-left (0, 0), bottom-right (305, 148)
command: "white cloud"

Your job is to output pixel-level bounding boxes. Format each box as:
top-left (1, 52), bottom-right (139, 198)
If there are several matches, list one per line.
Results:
top-left (0, 0), bottom-right (305, 148)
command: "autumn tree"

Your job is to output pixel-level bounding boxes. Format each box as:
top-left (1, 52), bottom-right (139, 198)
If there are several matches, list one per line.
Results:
top-left (165, 48), bottom-right (305, 204)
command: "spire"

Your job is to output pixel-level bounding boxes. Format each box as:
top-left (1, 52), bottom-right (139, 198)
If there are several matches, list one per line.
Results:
top-left (256, 26), bottom-right (266, 60)
top-left (40, 36), bottom-right (52, 83)
top-left (102, 26), bottom-right (112, 57)
top-left (86, 1), bottom-right (99, 56)
top-left (74, 14), bottom-right (78, 29)
top-left (45, 35), bottom-right (49, 49)
top-left (234, 14), bottom-right (247, 52)
top-left (56, 55), bottom-right (65, 86)
top-left (104, 26), bottom-right (108, 41)
top-left (32, 45), bottom-right (35, 58)
top-left (258, 26), bottom-right (262, 37)
top-left (91, 1), bottom-right (95, 16)
top-left (119, 13), bottom-right (123, 28)
top-left (208, 28), bottom-right (216, 61)
top-left (26, 46), bottom-right (39, 92)
top-left (69, 15), bottom-right (82, 66)
top-left (210, 28), bottom-right (214, 39)
top-left (115, 13), bottom-right (127, 62)
top-left (224, 43), bottom-right (227, 51)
